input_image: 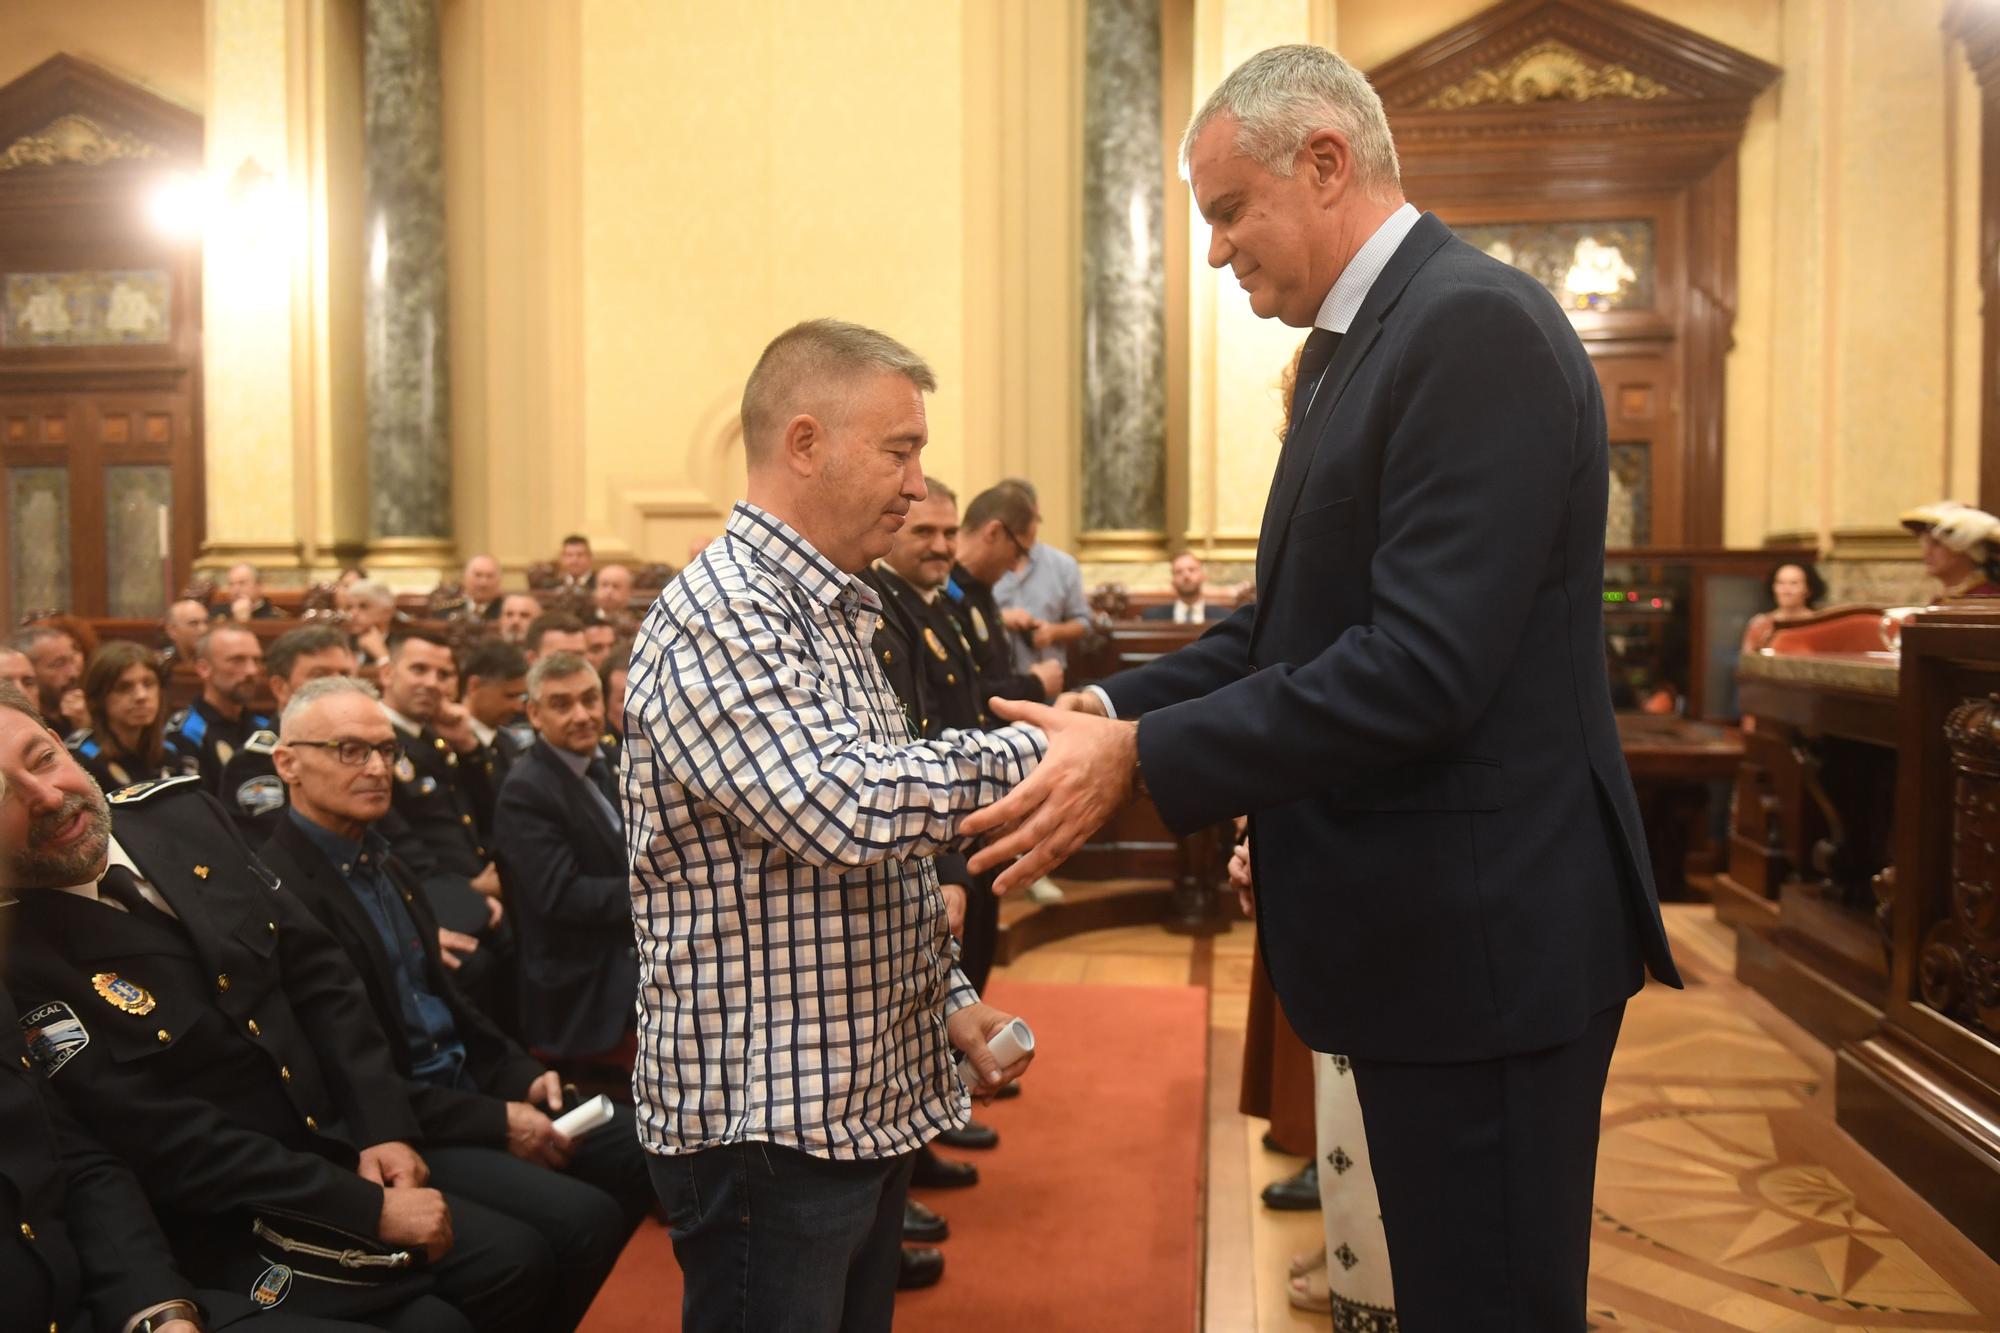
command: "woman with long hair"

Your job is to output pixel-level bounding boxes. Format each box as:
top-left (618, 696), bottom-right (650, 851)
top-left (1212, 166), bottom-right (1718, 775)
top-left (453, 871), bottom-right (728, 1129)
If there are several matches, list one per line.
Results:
top-left (67, 641), bottom-right (196, 790)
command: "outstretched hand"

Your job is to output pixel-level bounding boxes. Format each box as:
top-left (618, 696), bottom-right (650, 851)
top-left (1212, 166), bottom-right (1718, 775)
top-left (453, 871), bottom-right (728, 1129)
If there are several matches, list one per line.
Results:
top-left (962, 696), bottom-right (1138, 896)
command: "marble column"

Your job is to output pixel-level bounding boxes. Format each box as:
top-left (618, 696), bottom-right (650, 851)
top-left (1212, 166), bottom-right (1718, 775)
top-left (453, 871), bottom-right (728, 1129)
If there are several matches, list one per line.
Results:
top-left (363, 0), bottom-right (453, 564)
top-left (1080, 0), bottom-right (1168, 557)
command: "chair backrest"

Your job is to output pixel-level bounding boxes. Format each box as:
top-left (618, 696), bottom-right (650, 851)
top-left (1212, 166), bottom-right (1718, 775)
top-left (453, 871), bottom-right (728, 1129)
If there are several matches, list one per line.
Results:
top-left (1764, 604), bottom-right (1891, 655)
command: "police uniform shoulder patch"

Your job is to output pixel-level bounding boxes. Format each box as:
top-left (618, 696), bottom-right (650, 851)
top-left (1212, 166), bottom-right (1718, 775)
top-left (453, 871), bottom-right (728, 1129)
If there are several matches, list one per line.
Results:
top-left (65, 728), bottom-right (94, 754)
top-left (107, 774), bottom-right (201, 805)
top-left (242, 729), bottom-right (279, 756)
top-left (250, 1264), bottom-right (292, 1309)
top-left (236, 774), bottom-right (287, 816)
top-left (91, 973), bottom-right (157, 1015)
top-left (19, 1001), bottom-right (89, 1077)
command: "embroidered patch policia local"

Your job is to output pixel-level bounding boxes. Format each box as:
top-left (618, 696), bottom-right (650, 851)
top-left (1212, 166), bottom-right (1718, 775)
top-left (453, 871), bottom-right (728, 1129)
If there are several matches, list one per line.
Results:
top-left (19, 1001), bottom-right (89, 1077)
top-left (250, 1263), bottom-right (292, 1308)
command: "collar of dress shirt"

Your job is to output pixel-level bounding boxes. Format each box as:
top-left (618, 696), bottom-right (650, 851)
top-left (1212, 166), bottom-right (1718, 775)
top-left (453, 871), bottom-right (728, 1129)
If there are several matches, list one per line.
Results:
top-left (871, 560), bottom-right (940, 604)
top-left (53, 835), bottom-right (166, 913)
top-left (1312, 202), bottom-right (1421, 335)
top-left (288, 805), bottom-right (390, 877)
top-left (468, 716), bottom-right (496, 748)
top-left (550, 742), bottom-right (599, 780)
top-left (727, 501), bottom-right (876, 613)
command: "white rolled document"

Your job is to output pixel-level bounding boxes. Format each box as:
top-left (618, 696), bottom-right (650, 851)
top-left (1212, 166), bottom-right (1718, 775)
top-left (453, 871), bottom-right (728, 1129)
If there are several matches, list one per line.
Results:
top-left (957, 1017), bottom-right (1035, 1088)
top-left (550, 1093), bottom-right (616, 1140)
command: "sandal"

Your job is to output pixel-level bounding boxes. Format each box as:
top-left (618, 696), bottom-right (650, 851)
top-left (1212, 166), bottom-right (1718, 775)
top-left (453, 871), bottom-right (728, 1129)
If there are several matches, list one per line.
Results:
top-left (1288, 1270), bottom-right (1333, 1314)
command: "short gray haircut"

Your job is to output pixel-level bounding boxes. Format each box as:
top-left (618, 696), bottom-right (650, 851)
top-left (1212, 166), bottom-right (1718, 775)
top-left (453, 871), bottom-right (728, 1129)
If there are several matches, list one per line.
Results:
top-left (279, 674), bottom-right (380, 736)
top-left (739, 319), bottom-right (937, 463)
top-left (1181, 45), bottom-right (1400, 198)
top-left (348, 579), bottom-right (396, 609)
top-left (526, 650), bottom-right (595, 701)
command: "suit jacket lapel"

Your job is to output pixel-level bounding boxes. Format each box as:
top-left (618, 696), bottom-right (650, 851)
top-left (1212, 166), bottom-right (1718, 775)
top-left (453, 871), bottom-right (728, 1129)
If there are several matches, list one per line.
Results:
top-left (271, 819), bottom-right (401, 994)
top-left (1252, 213), bottom-right (1457, 616)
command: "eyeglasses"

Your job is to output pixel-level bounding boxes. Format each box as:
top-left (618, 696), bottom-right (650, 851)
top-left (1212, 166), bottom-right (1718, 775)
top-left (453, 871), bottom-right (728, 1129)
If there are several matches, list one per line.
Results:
top-left (1000, 527), bottom-right (1032, 561)
top-left (285, 738), bottom-right (403, 767)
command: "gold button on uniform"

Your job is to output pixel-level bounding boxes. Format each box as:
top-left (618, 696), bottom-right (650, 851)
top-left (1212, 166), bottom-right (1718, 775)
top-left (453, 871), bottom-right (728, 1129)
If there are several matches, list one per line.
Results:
top-left (304, 1115), bottom-right (318, 1131)
top-left (216, 973), bottom-right (230, 993)
top-left (267, 921), bottom-right (277, 935)
top-left (18, 1055), bottom-right (30, 1071)
top-left (280, 1065), bottom-right (292, 1083)
top-left (19, 1221), bottom-right (33, 1240)
top-left (155, 1029), bottom-right (170, 1044)
top-left (460, 814), bottom-right (472, 826)
top-left (246, 1019), bottom-right (262, 1037)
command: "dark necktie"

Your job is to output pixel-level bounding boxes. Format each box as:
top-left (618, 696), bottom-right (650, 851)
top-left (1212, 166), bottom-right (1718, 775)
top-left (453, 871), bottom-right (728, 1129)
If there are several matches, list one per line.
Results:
top-left (98, 864), bottom-right (170, 922)
top-left (584, 757), bottom-right (623, 834)
top-left (1286, 327), bottom-right (1342, 442)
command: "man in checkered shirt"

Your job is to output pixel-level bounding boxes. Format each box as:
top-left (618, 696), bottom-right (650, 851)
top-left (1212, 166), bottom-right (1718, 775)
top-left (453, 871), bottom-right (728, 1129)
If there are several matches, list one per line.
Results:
top-left (624, 319), bottom-right (1045, 1331)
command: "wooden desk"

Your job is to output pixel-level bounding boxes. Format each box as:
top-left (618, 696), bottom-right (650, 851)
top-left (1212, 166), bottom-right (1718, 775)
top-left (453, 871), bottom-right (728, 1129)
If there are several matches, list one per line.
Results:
top-left (1616, 713), bottom-right (1742, 899)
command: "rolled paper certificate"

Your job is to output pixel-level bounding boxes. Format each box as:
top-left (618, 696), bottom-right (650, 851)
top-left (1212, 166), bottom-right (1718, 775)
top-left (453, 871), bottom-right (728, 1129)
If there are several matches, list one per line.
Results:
top-left (551, 1093), bottom-right (616, 1140)
top-left (958, 1017), bottom-right (1035, 1087)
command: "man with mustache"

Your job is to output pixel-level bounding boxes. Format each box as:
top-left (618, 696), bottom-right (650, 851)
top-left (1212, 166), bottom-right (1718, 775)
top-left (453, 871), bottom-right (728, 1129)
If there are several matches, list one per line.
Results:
top-left (258, 676), bottom-right (645, 1332)
top-left (165, 625), bottom-right (274, 800)
top-left (0, 683), bottom-right (556, 1330)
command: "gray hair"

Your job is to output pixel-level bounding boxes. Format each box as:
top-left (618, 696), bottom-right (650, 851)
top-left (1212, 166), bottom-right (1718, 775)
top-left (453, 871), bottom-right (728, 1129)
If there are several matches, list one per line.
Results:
top-left (279, 674), bottom-right (380, 736)
top-left (347, 579), bottom-right (396, 609)
top-left (1181, 45), bottom-right (1400, 198)
top-left (740, 319), bottom-right (937, 463)
top-left (526, 650), bottom-right (595, 701)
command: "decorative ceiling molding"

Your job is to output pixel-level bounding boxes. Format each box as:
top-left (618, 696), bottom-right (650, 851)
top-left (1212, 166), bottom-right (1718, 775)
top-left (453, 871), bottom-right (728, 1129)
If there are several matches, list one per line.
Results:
top-left (1419, 39), bottom-right (1671, 109)
top-left (0, 112), bottom-right (166, 171)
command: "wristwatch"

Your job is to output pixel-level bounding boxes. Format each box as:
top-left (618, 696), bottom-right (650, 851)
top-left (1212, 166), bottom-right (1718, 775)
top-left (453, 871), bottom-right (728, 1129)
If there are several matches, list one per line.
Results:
top-left (135, 1303), bottom-right (204, 1333)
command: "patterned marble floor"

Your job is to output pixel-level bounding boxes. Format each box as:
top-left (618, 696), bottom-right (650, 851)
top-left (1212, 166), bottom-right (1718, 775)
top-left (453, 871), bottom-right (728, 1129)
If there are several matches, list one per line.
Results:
top-left (998, 900), bottom-right (2000, 1331)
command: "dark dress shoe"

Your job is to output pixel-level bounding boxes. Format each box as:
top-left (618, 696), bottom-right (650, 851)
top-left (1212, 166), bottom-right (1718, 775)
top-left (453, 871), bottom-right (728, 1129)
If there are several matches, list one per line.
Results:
top-left (1261, 1161), bottom-right (1321, 1211)
top-left (903, 1198), bottom-right (949, 1243)
top-left (992, 1080), bottom-right (1022, 1100)
top-left (935, 1119), bottom-right (998, 1150)
top-left (1261, 1130), bottom-right (1293, 1154)
top-left (898, 1246), bottom-right (945, 1290)
top-left (909, 1145), bottom-right (979, 1189)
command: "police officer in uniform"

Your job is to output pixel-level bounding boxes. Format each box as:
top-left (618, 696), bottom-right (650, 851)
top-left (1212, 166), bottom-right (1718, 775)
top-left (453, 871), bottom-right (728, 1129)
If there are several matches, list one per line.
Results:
top-left (164, 625), bottom-right (274, 799)
top-left (214, 627), bottom-right (360, 840)
top-left (0, 685), bottom-right (558, 1332)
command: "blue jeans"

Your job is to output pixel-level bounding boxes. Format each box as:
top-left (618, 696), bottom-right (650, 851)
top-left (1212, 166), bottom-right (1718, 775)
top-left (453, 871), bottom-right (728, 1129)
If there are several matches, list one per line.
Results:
top-left (648, 1143), bottom-right (914, 1333)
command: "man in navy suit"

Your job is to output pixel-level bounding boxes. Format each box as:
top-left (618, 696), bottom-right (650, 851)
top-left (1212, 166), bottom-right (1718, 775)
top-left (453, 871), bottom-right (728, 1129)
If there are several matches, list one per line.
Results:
top-left (964, 44), bottom-right (1679, 1331)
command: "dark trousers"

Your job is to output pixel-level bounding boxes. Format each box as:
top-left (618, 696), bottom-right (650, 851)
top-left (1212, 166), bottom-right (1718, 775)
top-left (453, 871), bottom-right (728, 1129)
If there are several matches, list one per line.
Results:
top-left (426, 1148), bottom-right (628, 1333)
top-left (649, 1143), bottom-right (913, 1333)
top-left (1352, 1000), bottom-right (1626, 1333)
top-left (960, 867), bottom-right (1000, 994)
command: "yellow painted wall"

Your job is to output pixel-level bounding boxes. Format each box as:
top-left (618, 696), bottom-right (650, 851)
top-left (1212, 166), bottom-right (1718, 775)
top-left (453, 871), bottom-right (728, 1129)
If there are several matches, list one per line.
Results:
top-left (0, 0), bottom-right (206, 112)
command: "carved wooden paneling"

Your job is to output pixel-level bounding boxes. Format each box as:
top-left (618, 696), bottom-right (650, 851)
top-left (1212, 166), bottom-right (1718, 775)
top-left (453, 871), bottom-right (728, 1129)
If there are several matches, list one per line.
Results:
top-left (1926, 694), bottom-right (2000, 1043)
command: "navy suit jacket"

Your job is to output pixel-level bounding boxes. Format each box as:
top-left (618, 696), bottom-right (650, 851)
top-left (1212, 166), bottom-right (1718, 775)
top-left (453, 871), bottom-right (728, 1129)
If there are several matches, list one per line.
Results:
top-left (1102, 212), bottom-right (1679, 1063)
top-left (1139, 602), bottom-right (1229, 623)
top-left (492, 738), bottom-right (639, 1059)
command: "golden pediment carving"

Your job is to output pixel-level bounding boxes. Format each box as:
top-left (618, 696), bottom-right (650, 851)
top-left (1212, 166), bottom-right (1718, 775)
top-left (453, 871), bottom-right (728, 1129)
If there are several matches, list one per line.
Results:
top-left (1421, 40), bottom-right (1672, 110)
top-left (0, 112), bottom-right (166, 171)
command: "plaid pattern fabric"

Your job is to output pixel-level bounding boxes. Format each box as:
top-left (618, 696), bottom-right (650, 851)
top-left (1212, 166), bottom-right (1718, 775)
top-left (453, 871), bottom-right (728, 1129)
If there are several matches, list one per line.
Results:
top-left (624, 502), bottom-right (1045, 1159)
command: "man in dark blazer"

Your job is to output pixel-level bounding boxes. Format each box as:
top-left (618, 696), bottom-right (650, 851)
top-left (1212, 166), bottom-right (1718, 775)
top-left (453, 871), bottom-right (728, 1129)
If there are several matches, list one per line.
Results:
top-left (963, 45), bottom-right (1679, 1332)
top-left (259, 675), bottom-right (650, 1333)
top-left (488, 652), bottom-right (638, 1064)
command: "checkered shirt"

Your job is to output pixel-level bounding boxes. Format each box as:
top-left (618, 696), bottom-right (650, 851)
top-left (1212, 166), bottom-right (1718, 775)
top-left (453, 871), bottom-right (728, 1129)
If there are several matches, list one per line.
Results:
top-left (624, 501), bottom-right (1046, 1159)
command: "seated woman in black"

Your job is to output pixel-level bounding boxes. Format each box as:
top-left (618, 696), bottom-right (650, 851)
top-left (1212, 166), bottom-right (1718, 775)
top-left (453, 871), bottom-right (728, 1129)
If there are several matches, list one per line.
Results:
top-left (66, 641), bottom-right (198, 791)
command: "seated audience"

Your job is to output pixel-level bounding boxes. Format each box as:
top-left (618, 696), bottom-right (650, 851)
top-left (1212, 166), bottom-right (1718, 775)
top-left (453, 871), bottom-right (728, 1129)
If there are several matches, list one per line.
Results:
top-left (164, 624), bottom-right (273, 796)
top-left (492, 653), bottom-right (639, 1065)
top-left (215, 624), bottom-right (358, 835)
top-left (497, 592), bottom-right (542, 645)
top-left (460, 639), bottom-right (533, 788)
top-left (1142, 551), bottom-right (1229, 624)
top-left (0, 683), bottom-right (555, 1331)
top-left (261, 677), bottom-right (648, 1330)
top-left (159, 597), bottom-right (211, 669)
top-left (582, 617), bottom-right (617, 672)
top-left (591, 562), bottom-right (634, 620)
top-left (379, 632), bottom-right (503, 902)
top-left (525, 611), bottom-right (588, 664)
top-left (1902, 500), bottom-right (2000, 597)
top-left (67, 642), bottom-right (197, 791)
top-left (12, 624), bottom-right (87, 732)
top-left (555, 534), bottom-right (595, 595)
top-left (462, 555), bottom-right (505, 620)
top-left (345, 580), bottom-right (402, 666)
top-left (217, 561), bottom-right (286, 621)
top-left (0, 646), bottom-right (36, 699)
top-left (1740, 560), bottom-right (1826, 652)
top-left (957, 483), bottom-right (1063, 700)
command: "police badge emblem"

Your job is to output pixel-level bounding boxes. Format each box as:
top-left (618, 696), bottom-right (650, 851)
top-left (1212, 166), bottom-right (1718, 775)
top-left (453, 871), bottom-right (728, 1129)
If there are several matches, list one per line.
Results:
top-left (394, 754), bottom-right (417, 783)
top-left (924, 627), bottom-right (949, 661)
top-left (250, 1264), bottom-right (292, 1308)
top-left (970, 606), bottom-right (990, 642)
top-left (91, 973), bottom-right (157, 1016)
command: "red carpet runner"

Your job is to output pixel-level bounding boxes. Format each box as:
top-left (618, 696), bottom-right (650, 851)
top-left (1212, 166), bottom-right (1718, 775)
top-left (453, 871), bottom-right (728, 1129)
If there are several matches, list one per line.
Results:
top-left (579, 978), bottom-right (1208, 1332)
